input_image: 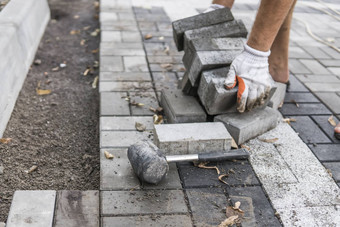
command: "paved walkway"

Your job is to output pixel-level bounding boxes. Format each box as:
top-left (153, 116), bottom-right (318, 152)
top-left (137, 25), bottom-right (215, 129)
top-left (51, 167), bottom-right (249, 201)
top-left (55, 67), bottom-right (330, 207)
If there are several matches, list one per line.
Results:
top-left (99, 0), bottom-right (340, 226)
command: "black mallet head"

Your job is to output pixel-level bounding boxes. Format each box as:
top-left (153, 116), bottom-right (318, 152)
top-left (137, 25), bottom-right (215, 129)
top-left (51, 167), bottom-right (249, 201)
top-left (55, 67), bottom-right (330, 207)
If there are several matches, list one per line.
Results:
top-left (127, 140), bottom-right (169, 184)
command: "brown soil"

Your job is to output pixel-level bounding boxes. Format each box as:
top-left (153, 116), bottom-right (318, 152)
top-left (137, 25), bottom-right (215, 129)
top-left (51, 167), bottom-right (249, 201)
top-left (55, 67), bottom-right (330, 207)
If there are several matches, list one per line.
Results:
top-left (0, 0), bottom-right (100, 222)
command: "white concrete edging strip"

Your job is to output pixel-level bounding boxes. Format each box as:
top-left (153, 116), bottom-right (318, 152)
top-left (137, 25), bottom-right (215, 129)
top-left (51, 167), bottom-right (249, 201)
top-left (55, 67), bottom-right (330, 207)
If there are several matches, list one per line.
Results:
top-left (0, 0), bottom-right (50, 137)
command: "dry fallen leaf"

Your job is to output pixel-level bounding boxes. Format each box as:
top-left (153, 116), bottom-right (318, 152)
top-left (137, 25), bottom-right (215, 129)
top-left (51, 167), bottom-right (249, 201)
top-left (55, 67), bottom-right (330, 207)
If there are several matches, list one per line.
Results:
top-left (144, 34), bottom-right (153, 40)
top-left (52, 66), bottom-right (59, 71)
top-left (130, 101), bottom-right (145, 107)
top-left (0, 138), bottom-right (12, 144)
top-left (83, 68), bottom-right (91, 76)
top-left (70, 30), bottom-right (81, 35)
top-left (259, 138), bottom-right (278, 143)
top-left (231, 138), bottom-right (238, 149)
top-left (94, 1), bottom-right (99, 9)
top-left (92, 76), bottom-right (99, 89)
top-left (161, 63), bottom-right (173, 70)
top-left (83, 26), bottom-right (91, 31)
top-left (164, 46), bottom-right (170, 55)
top-left (153, 114), bottom-right (163, 124)
top-left (291, 99), bottom-right (299, 108)
top-left (34, 59), bottom-right (42, 65)
top-left (232, 201), bottom-right (244, 213)
top-left (26, 165), bottom-right (38, 174)
top-left (218, 215), bottom-right (239, 227)
top-left (92, 49), bottom-right (99, 54)
top-left (80, 39), bottom-right (86, 46)
top-left (104, 151), bottom-right (114, 159)
top-left (74, 15), bottom-right (79, 19)
top-left (158, 36), bottom-right (164, 40)
top-left (283, 118), bottom-right (297, 124)
top-left (218, 174), bottom-right (229, 185)
top-left (328, 115), bottom-right (337, 127)
top-left (36, 89), bottom-right (52, 95)
top-left (90, 28), bottom-right (100, 36)
top-left (135, 122), bottom-right (146, 132)
top-left (93, 61), bottom-right (99, 68)
top-left (240, 144), bottom-right (250, 151)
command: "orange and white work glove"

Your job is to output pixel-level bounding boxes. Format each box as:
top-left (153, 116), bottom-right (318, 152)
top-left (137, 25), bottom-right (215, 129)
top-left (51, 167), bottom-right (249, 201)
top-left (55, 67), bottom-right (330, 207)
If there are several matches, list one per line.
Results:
top-left (224, 44), bottom-right (274, 113)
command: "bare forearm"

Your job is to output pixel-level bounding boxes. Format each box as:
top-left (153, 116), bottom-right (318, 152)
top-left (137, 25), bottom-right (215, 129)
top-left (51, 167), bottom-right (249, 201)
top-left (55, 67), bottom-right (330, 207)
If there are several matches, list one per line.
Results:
top-left (247, 0), bottom-right (295, 51)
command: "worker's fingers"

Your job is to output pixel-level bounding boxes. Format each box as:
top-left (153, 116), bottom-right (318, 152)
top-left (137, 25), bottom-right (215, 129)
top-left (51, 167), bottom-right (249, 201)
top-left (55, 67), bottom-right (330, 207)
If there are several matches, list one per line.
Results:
top-left (263, 85), bottom-right (271, 102)
top-left (236, 76), bottom-right (248, 113)
top-left (224, 67), bottom-right (237, 90)
top-left (255, 85), bottom-right (265, 107)
top-left (246, 86), bottom-right (257, 111)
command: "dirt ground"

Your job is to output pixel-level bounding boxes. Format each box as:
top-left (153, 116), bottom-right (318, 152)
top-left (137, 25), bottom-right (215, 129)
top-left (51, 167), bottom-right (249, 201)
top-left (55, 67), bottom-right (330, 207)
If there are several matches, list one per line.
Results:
top-left (0, 0), bottom-right (100, 221)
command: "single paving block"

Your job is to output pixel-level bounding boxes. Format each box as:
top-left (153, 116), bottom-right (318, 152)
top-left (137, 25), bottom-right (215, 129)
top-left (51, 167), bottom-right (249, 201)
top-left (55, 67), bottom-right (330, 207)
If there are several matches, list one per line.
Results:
top-left (160, 89), bottom-right (206, 123)
top-left (177, 159), bottom-right (259, 188)
top-left (100, 56), bottom-right (124, 72)
top-left (154, 122), bottom-right (232, 154)
top-left (6, 190), bottom-right (56, 227)
top-left (280, 103), bottom-right (332, 116)
top-left (102, 215), bottom-right (192, 227)
top-left (315, 92), bottom-right (340, 114)
top-left (183, 37), bottom-right (245, 68)
top-left (172, 7), bottom-right (234, 51)
top-left (183, 20), bottom-right (247, 53)
top-left (100, 92), bottom-right (130, 116)
top-left (214, 107), bottom-right (281, 145)
top-left (323, 162), bottom-right (340, 182)
top-left (228, 186), bottom-right (282, 226)
top-left (185, 50), bottom-right (242, 87)
top-left (101, 190), bottom-right (188, 216)
top-left (186, 188), bottom-right (228, 227)
top-left (100, 149), bottom-right (141, 190)
top-left (268, 82), bottom-right (286, 110)
top-left (54, 190), bottom-right (99, 227)
top-left (286, 74), bottom-right (308, 92)
top-left (308, 144), bottom-right (340, 162)
top-left (123, 56), bottom-right (148, 72)
top-left (311, 115), bottom-right (340, 143)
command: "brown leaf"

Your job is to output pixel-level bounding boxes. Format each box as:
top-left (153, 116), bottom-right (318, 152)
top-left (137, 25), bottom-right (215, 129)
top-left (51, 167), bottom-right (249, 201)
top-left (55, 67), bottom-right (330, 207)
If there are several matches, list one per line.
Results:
top-left (231, 138), bottom-right (238, 149)
top-left (135, 122), bottom-right (146, 132)
top-left (153, 114), bottom-right (163, 124)
top-left (283, 118), bottom-right (297, 124)
top-left (52, 66), bottom-right (59, 71)
top-left (83, 68), bottom-right (91, 76)
top-left (90, 28), bottom-right (100, 36)
top-left (74, 15), bottom-right (80, 19)
top-left (34, 59), bottom-right (42, 65)
top-left (26, 165), bottom-right (38, 174)
top-left (218, 215), bottom-right (239, 227)
top-left (198, 162), bottom-right (221, 175)
top-left (232, 201), bottom-right (244, 213)
top-left (144, 34), bottom-right (153, 40)
top-left (130, 101), bottom-right (145, 107)
top-left (240, 144), bottom-right (250, 151)
top-left (94, 1), bottom-right (99, 9)
top-left (80, 39), bottom-right (86, 46)
top-left (259, 138), bottom-right (278, 143)
top-left (36, 89), bottom-right (52, 95)
top-left (92, 49), bottom-right (99, 54)
top-left (0, 138), bottom-right (12, 144)
top-left (92, 76), bottom-right (99, 89)
top-left (160, 63), bottom-right (173, 70)
top-left (218, 174), bottom-right (229, 185)
top-left (164, 46), bottom-right (170, 55)
top-left (83, 26), bottom-right (91, 31)
top-left (328, 115), bottom-right (337, 127)
top-left (291, 99), bottom-right (299, 107)
top-left (104, 150), bottom-right (114, 159)
top-left (70, 30), bottom-right (81, 35)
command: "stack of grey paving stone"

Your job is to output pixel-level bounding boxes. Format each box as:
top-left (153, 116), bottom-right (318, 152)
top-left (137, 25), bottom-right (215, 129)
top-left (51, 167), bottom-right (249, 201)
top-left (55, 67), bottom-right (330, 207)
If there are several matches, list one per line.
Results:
top-left (158, 8), bottom-right (283, 146)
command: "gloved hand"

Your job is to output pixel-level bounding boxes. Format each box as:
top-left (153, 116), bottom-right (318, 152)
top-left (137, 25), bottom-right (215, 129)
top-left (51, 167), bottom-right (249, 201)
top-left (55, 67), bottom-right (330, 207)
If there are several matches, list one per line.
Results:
top-left (203, 4), bottom-right (225, 13)
top-left (224, 44), bottom-right (274, 113)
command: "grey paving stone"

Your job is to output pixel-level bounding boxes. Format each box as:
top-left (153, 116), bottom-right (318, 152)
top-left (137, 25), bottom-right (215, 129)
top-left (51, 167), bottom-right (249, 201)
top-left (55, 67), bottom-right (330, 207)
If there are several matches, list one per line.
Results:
top-left (117, 12), bottom-right (136, 21)
top-left (101, 131), bottom-right (153, 148)
top-left (321, 47), bottom-right (340, 59)
top-left (100, 116), bottom-right (154, 131)
top-left (101, 31), bottom-right (122, 42)
top-left (129, 91), bottom-right (159, 116)
top-left (185, 188), bottom-right (228, 227)
top-left (99, 81), bottom-right (153, 92)
top-left (228, 186), bottom-right (282, 227)
top-left (284, 92), bottom-right (319, 103)
top-left (100, 72), bottom-right (152, 82)
top-left (295, 74), bottom-right (340, 83)
top-left (328, 67), bottom-right (340, 75)
top-left (305, 82), bottom-right (340, 92)
top-left (100, 148), bottom-right (141, 190)
top-left (267, 82), bottom-right (286, 110)
top-left (178, 160), bottom-right (259, 187)
top-left (186, 50), bottom-right (242, 87)
top-left (100, 12), bottom-right (118, 23)
top-left (100, 56), bottom-right (124, 72)
top-left (160, 90), bottom-right (206, 123)
top-left (137, 21), bottom-right (158, 31)
top-left (289, 59), bottom-right (311, 74)
top-left (183, 20), bottom-right (247, 53)
top-left (280, 103), bottom-right (332, 115)
top-left (301, 46), bottom-right (332, 59)
top-left (311, 115), bottom-right (340, 143)
top-left (147, 56), bottom-right (183, 64)
top-left (153, 72), bottom-right (179, 91)
top-left (123, 56), bottom-right (149, 72)
top-left (319, 59), bottom-right (340, 67)
top-left (102, 215), bottom-right (192, 227)
top-left (101, 190), bottom-right (188, 216)
top-left (6, 190), bottom-right (56, 227)
top-left (287, 74), bottom-right (309, 92)
top-left (183, 37), bottom-right (245, 67)
top-left (309, 144), bottom-right (340, 162)
top-left (214, 107), bottom-right (281, 145)
top-left (315, 92), bottom-right (340, 114)
top-left (299, 59), bottom-right (331, 74)
top-left (121, 31), bottom-right (142, 43)
top-left (54, 190), bottom-right (99, 227)
top-left (172, 7), bottom-right (234, 51)
top-left (288, 116), bottom-right (331, 144)
top-left (323, 162), bottom-right (340, 182)
top-left (101, 21), bottom-right (138, 31)
top-left (289, 46), bottom-right (313, 59)
top-left (154, 122), bottom-right (232, 154)
top-left (100, 92), bottom-right (130, 116)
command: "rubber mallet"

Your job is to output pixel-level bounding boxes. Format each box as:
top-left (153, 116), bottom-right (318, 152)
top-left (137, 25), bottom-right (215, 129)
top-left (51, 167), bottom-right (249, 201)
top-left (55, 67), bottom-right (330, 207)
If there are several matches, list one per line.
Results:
top-left (127, 140), bottom-right (250, 185)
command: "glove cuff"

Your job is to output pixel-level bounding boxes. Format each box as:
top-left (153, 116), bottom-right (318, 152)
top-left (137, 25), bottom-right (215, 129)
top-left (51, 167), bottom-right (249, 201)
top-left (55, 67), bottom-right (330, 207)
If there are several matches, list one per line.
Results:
top-left (244, 44), bottom-right (271, 57)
